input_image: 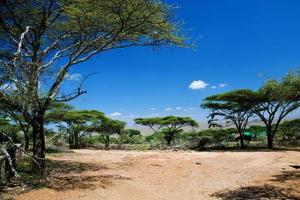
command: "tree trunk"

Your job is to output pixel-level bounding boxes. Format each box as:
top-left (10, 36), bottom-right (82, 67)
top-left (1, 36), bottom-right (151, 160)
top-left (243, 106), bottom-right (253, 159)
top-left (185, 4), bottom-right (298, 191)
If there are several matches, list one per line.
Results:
top-left (165, 133), bottom-right (172, 146)
top-left (74, 132), bottom-right (79, 149)
top-left (239, 132), bottom-right (245, 149)
top-left (68, 132), bottom-right (79, 149)
top-left (166, 137), bottom-right (172, 146)
top-left (267, 131), bottom-right (273, 149)
top-left (105, 135), bottom-right (110, 149)
top-left (31, 116), bottom-right (46, 179)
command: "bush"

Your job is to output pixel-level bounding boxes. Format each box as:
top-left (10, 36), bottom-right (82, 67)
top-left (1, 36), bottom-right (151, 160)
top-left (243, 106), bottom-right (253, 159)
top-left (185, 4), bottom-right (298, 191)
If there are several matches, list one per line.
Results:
top-left (187, 136), bottom-right (211, 150)
top-left (120, 134), bottom-right (144, 144)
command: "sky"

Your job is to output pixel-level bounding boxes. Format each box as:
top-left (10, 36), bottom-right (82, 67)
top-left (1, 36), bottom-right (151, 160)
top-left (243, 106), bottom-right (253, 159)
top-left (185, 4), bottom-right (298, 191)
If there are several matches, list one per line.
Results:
top-left (64, 0), bottom-right (300, 127)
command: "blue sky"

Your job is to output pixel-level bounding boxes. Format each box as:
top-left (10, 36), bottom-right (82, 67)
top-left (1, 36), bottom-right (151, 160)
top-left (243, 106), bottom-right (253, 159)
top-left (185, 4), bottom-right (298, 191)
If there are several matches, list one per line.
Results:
top-left (65, 0), bottom-right (300, 126)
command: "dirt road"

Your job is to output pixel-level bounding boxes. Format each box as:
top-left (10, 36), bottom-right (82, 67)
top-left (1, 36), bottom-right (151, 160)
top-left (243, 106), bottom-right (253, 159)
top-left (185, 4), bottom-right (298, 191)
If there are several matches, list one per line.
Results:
top-left (8, 150), bottom-right (300, 200)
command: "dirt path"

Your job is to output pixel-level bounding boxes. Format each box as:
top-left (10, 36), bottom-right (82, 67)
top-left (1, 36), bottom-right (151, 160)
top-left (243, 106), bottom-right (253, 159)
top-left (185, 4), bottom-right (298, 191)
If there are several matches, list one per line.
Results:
top-left (8, 150), bottom-right (300, 200)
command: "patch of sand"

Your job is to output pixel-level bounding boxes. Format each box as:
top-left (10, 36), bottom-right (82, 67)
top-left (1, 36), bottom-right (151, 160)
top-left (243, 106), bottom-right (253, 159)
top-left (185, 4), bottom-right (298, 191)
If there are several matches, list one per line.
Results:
top-left (7, 150), bottom-right (300, 200)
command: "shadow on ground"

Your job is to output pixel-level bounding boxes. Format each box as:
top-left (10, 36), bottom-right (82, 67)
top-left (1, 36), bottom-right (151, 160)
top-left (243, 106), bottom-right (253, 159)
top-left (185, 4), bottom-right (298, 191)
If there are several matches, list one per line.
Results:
top-left (46, 159), bottom-right (130, 191)
top-left (213, 169), bottom-right (300, 200)
top-left (47, 159), bottom-right (108, 175)
top-left (13, 159), bottom-right (130, 193)
top-left (3, 159), bottom-right (130, 199)
top-left (273, 169), bottom-right (300, 182)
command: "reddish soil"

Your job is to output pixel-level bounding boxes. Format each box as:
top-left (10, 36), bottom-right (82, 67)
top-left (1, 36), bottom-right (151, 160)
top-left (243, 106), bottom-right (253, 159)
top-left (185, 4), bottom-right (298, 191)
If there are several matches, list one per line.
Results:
top-left (4, 150), bottom-right (300, 200)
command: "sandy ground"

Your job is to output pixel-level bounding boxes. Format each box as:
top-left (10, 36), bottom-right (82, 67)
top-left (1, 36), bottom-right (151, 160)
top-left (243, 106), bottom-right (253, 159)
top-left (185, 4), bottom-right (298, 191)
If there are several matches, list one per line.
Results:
top-left (4, 150), bottom-right (300, 200)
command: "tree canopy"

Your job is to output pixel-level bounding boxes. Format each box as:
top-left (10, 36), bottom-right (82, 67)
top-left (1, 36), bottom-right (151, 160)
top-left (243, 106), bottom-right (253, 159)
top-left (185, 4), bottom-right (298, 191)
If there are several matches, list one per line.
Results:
top-left (202, 90), bottom-right (253, 149)
top-left (47, 109), bottom-right (105, 149)
top-left (96, 117), bottom-right (126, 149)
top-left (135, 116), bottom-right (198, 146)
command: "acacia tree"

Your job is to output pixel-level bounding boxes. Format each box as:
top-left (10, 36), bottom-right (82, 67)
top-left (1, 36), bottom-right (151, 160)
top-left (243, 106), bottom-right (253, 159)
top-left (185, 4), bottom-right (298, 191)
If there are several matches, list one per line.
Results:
top-left (123, 129), bottom-right (141, 137)
top-left (47, 109), bottom-right (104, 149)
top-left (0, 0), bottom-right (185, 177)
top-left (120, 129), bottom-right (142, 144)
top-left (240, 71), bottom-right (300, 148)
top-left (202, 90), bottom-right (253, 149)
top-left (97, 118), bottom-right (126, 149)
top-left (135, 116), bottom-right (198, 146)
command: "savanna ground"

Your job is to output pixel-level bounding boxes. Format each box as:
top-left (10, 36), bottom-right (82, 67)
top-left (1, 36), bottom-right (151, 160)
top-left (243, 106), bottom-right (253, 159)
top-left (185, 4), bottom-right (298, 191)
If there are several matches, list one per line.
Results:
top-left (3, 150), bottom-right (300, 200)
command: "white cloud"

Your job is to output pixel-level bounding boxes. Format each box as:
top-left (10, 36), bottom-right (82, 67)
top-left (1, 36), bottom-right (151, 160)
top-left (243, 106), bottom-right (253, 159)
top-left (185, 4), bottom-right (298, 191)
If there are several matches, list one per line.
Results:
top-left (188, 80), bottom-right (209, 90)
top-left (151, 113), bottom-right (159, 116)
top-left (176, 107), bottom-right (182, 110)
top-left (66, 73), bottom-right (82, 81)
top-left (165, 108), bottom-right (172, 111)
top-left (219, 83), bottom-right (228, 88)
top-left (188, 107), bottom-right (197, 110)
top-left (150, 107), bottom-right (157, 111)
top-left (110, 112), bottom-right (122, 117)
top-left (211, 85), bottom-right (217, 89)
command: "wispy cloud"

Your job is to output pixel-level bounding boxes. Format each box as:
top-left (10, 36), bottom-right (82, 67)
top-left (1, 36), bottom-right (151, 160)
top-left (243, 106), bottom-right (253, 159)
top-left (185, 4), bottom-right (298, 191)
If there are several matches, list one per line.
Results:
top-left (176, 107), bottom-right (182, 110)
top-left (165, 107), bottom-right (172, 111)
top-left (110, 112), bottom-right (122, 117)
top-left (188, 80), bottom-right (209, 90)
top-left (211, 83), bottom-right (228, 89)
top-left (219, 83), bottom-right (228, 88)
top-left (150, 107), bottom-right (157, 111)
top-left (66, 73), bottom-right (82, 81)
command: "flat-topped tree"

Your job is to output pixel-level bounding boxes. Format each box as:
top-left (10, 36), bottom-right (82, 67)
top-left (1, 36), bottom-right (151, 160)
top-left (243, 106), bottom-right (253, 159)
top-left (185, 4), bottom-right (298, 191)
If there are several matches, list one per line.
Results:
top-left (123, 129), bottom-right (141, 138)
top-left (135, 116), bottom-right (198, 146)
top-left (0, 0), bottom-right (186, 178)
top-left (244, 71), bottom-right (300, 148)
top-left (47, 109), bottom-right (105, 149)
top-left (97, 118), bottom-right (126, 149)
top-left (202, 90), bottom-right (253, 149)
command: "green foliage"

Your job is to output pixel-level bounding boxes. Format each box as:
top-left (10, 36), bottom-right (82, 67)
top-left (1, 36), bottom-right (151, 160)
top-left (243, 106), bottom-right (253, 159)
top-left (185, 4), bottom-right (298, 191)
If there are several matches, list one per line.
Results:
top-left (122, 129), bottom-right (141, 137)
top-left (135, 116), bottom-right (198, 128)
top-left (198, 129), bottom-right (230, 146)
top-left (96, 118), bottom-right (126, 149)
top-left (64, 0), bottom-right (186, 48)
top-left (202, 70), bottom-right (300, 149)
top-left (135, 116), bottom-right (198, 146)
top-left (47, 108), bottom-right (105, 149)
top-left (120, 129), bottom-right (143, 144)
top-left (120, 134), bottom-right (144, 145)
top-left (278, 119), bottom-right (300, 140)
top-left (0, 116), bottom-right (23, 143)
top-left (202, 90), bottom-right (253, 149)
top-left (246, 125), bottom-right (266, 141)
top-left (249, 70), bottom-right (300, 148)
top-left (145, 132), bottom-right (165, 145)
